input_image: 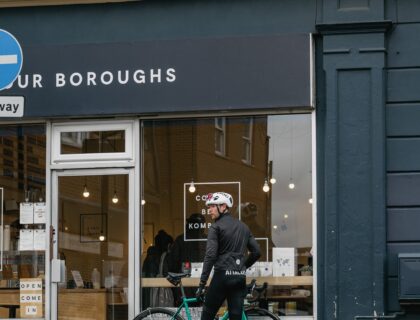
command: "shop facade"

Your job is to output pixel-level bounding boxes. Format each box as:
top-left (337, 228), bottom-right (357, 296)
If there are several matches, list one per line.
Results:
top-left (0, 0), bottom-right (419, 319)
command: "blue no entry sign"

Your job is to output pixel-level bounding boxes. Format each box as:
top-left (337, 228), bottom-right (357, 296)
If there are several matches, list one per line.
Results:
top-left (0, 29), bottom-right (23, 91)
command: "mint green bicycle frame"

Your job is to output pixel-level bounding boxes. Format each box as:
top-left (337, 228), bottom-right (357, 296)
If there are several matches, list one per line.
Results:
top-left (173, 296), bottom-right (247, 320)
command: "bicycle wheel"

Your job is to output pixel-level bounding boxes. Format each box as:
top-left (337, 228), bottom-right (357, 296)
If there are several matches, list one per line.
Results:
top-left (245, 307), bottom-right (280, 320)
top-left (134, 307), bottom-right (185, 320)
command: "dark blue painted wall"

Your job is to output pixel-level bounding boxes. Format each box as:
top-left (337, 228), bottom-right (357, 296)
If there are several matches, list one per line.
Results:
top-left (1, 0), bottom-right (419, 318)
top-left (0, 0), bottom-right (316, 44)
top-left (386, 1), bottom-right (420, 318)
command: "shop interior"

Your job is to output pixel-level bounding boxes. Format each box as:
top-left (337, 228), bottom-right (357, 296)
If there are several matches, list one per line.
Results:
top-left (0, 114), bottom-right (314, 319)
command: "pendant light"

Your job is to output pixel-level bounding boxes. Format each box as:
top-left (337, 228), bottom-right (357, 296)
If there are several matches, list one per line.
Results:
top-left (112, 176), bottom-right (119, 204)
top-left (262, 179), bottom-right (270, 192)
top-left (288, 120), bottom-right (295, 190)
top-left (189, 180), bottom-right (196, 193)
top-left (82, 177), bottom-right (90, 198)
top-left (269, 136), bottom-right (276, 184)
top-left (188, 123), bottom-right (196, 193)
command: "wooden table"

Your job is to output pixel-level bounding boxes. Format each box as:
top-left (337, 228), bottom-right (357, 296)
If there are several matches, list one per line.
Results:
top-left (141, 276), bottom-right (313, 287)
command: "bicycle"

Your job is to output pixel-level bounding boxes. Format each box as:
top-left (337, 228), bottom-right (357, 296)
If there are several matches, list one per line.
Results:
top-left (134, 272), bottom-right (279, 320)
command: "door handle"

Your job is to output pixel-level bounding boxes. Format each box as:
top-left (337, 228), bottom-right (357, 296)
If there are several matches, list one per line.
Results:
top-left (50, 225), bottom-right (56, 261)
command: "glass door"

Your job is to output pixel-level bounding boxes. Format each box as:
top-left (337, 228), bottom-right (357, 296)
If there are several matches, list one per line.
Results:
top-left (51, 168), bottom-right (134, 320)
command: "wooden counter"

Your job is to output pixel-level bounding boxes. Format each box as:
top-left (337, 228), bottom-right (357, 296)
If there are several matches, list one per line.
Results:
top-left (58, 288), bottom-right (106, 320)
top-left (0, 289), bottom-right (20, 305)
top-left (141, 276), bottom-right (313, 287)
top-left (0, 288), bottom-right (107, 319)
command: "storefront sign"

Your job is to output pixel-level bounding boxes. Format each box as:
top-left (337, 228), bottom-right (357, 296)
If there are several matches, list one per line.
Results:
top-left (20, 278), bottom-right (43, 318)
top-left (183, 182), bottom-right (240, 241)
top-left (5, 35), bottom-right (313, 117)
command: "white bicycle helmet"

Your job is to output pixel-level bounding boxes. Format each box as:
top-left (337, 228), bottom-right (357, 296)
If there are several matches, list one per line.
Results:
top-left (205, 192), bottom-right (233, 208)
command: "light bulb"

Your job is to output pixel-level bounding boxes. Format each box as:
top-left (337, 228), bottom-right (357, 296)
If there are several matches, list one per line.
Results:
top-left (284, 214), bottom-right (289, 219)
top-left (141, 199), bottom-right (146, 205)
top-left (82, 185), bottom-right (90, 198)
top-left (270, 177), bottom-right (277, 184)
top-left (309, 198), bottom-right (313, 204)
top-left (288, 182), bottom-right (295, 189)
top-left (112, 191), bottom-right (119, 204)
top-left (263, 180), bottom-right (270, 192)
top-left (189, 181), bottom-right (196, 193)
top-left (273, 225), bottom-right (278, 229)
top-left (99, 235), bottom-right (105, 241)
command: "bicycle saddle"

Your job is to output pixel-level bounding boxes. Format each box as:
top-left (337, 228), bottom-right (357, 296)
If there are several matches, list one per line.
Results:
top-left (166, 272), bottom-right (191, 286)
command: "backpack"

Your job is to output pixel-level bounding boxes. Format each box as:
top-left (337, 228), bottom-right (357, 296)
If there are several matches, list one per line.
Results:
top-left (150, 252), bottom-right (174, 307)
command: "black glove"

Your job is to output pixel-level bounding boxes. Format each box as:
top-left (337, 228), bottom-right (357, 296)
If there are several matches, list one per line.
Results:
top-left (195, 282), bottom-right (206, 300)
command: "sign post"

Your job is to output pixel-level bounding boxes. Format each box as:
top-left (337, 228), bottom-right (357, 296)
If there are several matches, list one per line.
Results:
top-left (0, 29), bottom-right (24, 117)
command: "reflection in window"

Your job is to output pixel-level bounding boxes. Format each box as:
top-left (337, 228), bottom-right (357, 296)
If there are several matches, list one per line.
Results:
top-left (242, 118), bottom-right (253, 165)
top-left (60, 130), bottom-right (125, 154)
top-left (141, 114), bottom-right (313, 316)
top-left (0, 125), bottom-right (46, 319)
top-left (215, 117), bottom-right (226, 156)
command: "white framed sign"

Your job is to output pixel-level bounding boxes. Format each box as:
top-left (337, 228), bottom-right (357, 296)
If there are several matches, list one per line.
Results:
top-left (183, 181), bottom-right (241, 241)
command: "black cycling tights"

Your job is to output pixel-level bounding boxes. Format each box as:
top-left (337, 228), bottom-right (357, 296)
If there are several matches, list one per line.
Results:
top-left (201, 271), bottom-right (246, 320)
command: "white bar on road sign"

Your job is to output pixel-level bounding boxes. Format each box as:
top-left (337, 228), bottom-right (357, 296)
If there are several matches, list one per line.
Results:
top-left (0, 54), bottom-right (18, 64)
top-left (0, 96), bottom-right (24, 117)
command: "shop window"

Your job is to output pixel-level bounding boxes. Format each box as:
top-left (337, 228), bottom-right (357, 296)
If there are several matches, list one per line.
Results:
top-left (0, 124), bottom-right (46, 319)
top-left (141, 114), bottom-right (314, 317)
top-left (242, 118), bottom-right (253, 165)
top-left (215, 117), bottom-right (226, 156)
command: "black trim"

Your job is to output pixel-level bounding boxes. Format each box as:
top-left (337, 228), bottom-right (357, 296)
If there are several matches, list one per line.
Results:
top-left (316, 20), bottom-right (393, 35)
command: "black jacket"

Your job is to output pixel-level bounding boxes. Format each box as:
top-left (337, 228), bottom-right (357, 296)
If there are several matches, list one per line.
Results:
top-left (200, 212), bottom-right (261, 284)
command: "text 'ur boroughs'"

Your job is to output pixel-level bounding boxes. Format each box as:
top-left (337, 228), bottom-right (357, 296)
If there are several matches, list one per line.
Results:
top-left (6, 68), bottom-right (177, 89)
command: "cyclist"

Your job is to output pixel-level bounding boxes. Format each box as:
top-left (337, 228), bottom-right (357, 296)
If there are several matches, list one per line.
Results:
top-left (196, 192), bottom-right (261, 320)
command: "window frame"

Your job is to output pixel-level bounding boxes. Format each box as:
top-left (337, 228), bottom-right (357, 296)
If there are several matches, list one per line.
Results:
top-left (241, 117), bottom-right (253, 165)
top-left (214, 117), bottom-right (226, 156)
top-left (51, 120), bottom-right (135, 169)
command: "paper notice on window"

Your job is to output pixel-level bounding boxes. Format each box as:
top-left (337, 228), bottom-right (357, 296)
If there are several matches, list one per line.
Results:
top-left (20, 229), bottom-right (34, 251)
top-left (33, 203), bottom-right (46, 224)
top-left (33, 229), bottom-right (46, 251)
top-left (20, 202), bottom-right (34, 224)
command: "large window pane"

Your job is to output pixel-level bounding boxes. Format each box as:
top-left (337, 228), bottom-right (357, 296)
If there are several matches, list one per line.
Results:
top-left (58, 174), bottom-right (129, 320)
top-left (0, 125), bottom-right (46, 319)
top-left (141, 115), bottom-right (313, 317)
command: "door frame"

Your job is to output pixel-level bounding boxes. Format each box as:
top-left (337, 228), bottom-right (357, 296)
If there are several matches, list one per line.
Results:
top-left (50, 167), bottom-right (138, 319)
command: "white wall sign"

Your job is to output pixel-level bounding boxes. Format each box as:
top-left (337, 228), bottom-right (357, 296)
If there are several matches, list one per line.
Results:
top-left (183, 181), bottom-right (241, 241)
top-left (0, 96), bottom-right (24, 117)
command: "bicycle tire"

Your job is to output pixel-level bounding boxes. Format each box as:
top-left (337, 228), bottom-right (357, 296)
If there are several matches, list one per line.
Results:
top-left (134, 307), bottom-right (185, 320)
top-left (245, 307), bottom-right (280, 320)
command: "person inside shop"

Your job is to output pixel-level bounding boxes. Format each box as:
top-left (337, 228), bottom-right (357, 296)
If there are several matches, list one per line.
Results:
top-left (142, 229), bottom-right (173, 308)
top-left (240, 202), bottom-right (265, 238)
top-left (196, 192), bottom-right (261, 320)
top-left (167, 213), bottom-right (207, 304)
